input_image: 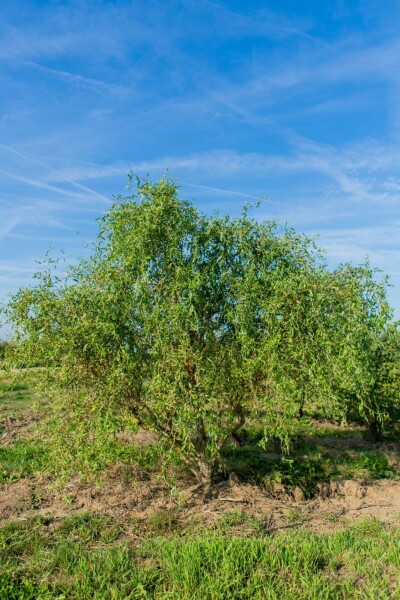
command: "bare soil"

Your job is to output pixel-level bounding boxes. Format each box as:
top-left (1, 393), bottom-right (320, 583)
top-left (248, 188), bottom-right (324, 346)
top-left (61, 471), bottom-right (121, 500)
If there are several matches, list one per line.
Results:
top-left (0, 413), bottom-right (42, 446)
top-left (2, 470), bottom-right (400, 536)
top-left (1, 407), bottom-right (400, 537)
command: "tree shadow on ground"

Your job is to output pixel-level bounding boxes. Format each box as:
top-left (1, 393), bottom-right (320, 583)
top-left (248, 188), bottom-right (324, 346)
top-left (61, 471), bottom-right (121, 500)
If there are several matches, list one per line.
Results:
top-left (221, 421), bottom-right (400, 498)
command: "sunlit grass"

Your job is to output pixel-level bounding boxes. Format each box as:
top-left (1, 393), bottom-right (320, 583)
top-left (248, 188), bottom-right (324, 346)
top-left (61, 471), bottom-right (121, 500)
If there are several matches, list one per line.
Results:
top-left (0, 440), bottom-right (50, 483)
top-left (0, 514), bottom-right (399, 599)
top-left (0, 376), bottom-right (34, 420)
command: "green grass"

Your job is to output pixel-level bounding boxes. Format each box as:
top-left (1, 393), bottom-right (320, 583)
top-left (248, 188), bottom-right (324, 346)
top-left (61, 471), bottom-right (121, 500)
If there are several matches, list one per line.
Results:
top-left (0, 439), bottom-right (50, 483)
top-left (0, 377), bottom-right (35, 420)
top-left (0, 375), bottom-right (51, 483)
top-left (0, 513), bottom-right (399, 598)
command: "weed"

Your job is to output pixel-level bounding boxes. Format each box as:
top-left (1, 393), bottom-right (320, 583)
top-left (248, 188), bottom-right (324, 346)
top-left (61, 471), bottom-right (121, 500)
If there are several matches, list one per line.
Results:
top-left (324, 512), bottom-right (341, 523)
top-left (56, 513), bottom-right (123, 544)
top-left (286, 509), bottom-right (308, 524)
top-left (147, 508), bottom-right (181, 533)
top-left (350, 518), bottom-right (386, 538)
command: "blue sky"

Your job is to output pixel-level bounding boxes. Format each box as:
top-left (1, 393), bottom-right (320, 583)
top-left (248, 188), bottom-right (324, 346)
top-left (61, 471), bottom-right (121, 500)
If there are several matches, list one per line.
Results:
top-left (1, 0), bottom-right (400, 334)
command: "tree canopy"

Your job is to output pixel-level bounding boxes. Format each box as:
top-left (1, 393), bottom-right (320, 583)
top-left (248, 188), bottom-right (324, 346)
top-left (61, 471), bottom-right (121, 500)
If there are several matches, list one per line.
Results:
top-left (3, 178), bottom-right (396, 488)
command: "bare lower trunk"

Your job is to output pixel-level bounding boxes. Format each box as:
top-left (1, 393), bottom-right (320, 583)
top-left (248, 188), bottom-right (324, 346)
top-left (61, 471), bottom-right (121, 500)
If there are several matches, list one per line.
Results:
top-left (369, 416), bottom-right (383, 442)
top-left (190, 418), bottom-right (215, 497)
top-left (197, 459), bottom-right (214, 499)
top-left (298, 388), bottom-right (306, 419)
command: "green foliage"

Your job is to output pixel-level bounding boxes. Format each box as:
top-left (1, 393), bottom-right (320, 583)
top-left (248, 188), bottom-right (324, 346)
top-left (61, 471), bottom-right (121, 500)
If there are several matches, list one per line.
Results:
top-left (1, 514), bottom-right (400, 599)
top-left (2, 177), bottom-right (395, 486)
top-left (290, 262), bottom-right (394, 428)
top-left (365, 324), bottom-right (400, 439)
top-left (0, 340), bottom-right (8, 363)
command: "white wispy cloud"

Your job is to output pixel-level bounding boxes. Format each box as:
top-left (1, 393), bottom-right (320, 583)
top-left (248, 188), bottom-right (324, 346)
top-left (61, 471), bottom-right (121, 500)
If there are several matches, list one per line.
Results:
top-left (197, 35), bottom-right (400, 126)
top-left (10, 59), bottom-right (130, 96)
top-left (38, 151), bottom-right (302, 183)
top-left (181, 182), bottom-right (281, 204)
top-left (0, 146), bottom-right (111, 208)
top-left (0, 259), bottom-right (43, 274)
top-left (0, 216), bottom-right (20, 239)
top-left (34, 139), bottom-right (400, 210)
top-left (0, 0), bottom-right (399, 322)
top-left (196, 0), bottom-right (323, 44)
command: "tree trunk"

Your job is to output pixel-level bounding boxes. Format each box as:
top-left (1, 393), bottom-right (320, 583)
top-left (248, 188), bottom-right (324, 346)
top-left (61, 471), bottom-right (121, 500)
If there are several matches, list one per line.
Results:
top-left (369, 416), bottom-right (383, 442)
top-left (197, 459), bottom-right (214, 499)
top-left (183, 418), bottom-right (215, 498)
top-left (298, 388), bottom-right (306, 418)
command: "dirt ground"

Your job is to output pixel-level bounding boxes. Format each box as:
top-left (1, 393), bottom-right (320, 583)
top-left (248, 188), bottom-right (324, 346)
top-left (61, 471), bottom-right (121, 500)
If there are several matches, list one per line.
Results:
top-left (0, 413), bottom-right (42, 445)
top-left (2, 470), bottom-right (400, 537)
top-left (1, 404), bottom-right (400, 537)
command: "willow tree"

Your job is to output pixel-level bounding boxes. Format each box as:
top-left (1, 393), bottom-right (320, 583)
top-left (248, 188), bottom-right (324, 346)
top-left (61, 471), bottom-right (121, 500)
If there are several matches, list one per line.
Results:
top-left (3, 177), bottom-right (390, 489)
top-left (337, 266), bottom-right (398, 440)
top-left (274, 261), bottom-right (393, 426)
top-left (368, 323), bottom-right (400, 438)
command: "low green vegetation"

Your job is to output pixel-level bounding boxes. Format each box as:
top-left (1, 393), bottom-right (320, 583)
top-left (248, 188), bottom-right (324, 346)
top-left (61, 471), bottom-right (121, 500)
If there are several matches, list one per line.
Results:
top-left (0, 375), bottom-right (49, 482)
top-left (0, 440), bottom-right (49, 484)
top-left (0, 377), bottom-right (34, 420)
top-left (1, 372), bottom-right (398, 493)
top-left (0, 340), bottom-right (8, 363)
top-left (224, 440), bottom-right (400, 497)
top-left (1, 373), bottom-right (399, 493)
top-left (0, 513), bottom-right (399, 599)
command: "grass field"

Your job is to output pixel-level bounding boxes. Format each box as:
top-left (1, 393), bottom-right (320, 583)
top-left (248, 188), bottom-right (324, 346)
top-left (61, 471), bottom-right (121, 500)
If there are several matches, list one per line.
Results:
top-left (1, 373), bottom-right (400, 598)
top-left (1, 514), bottom-right (400, 599)
top-left (0, 377), bottom-right (34, 421)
